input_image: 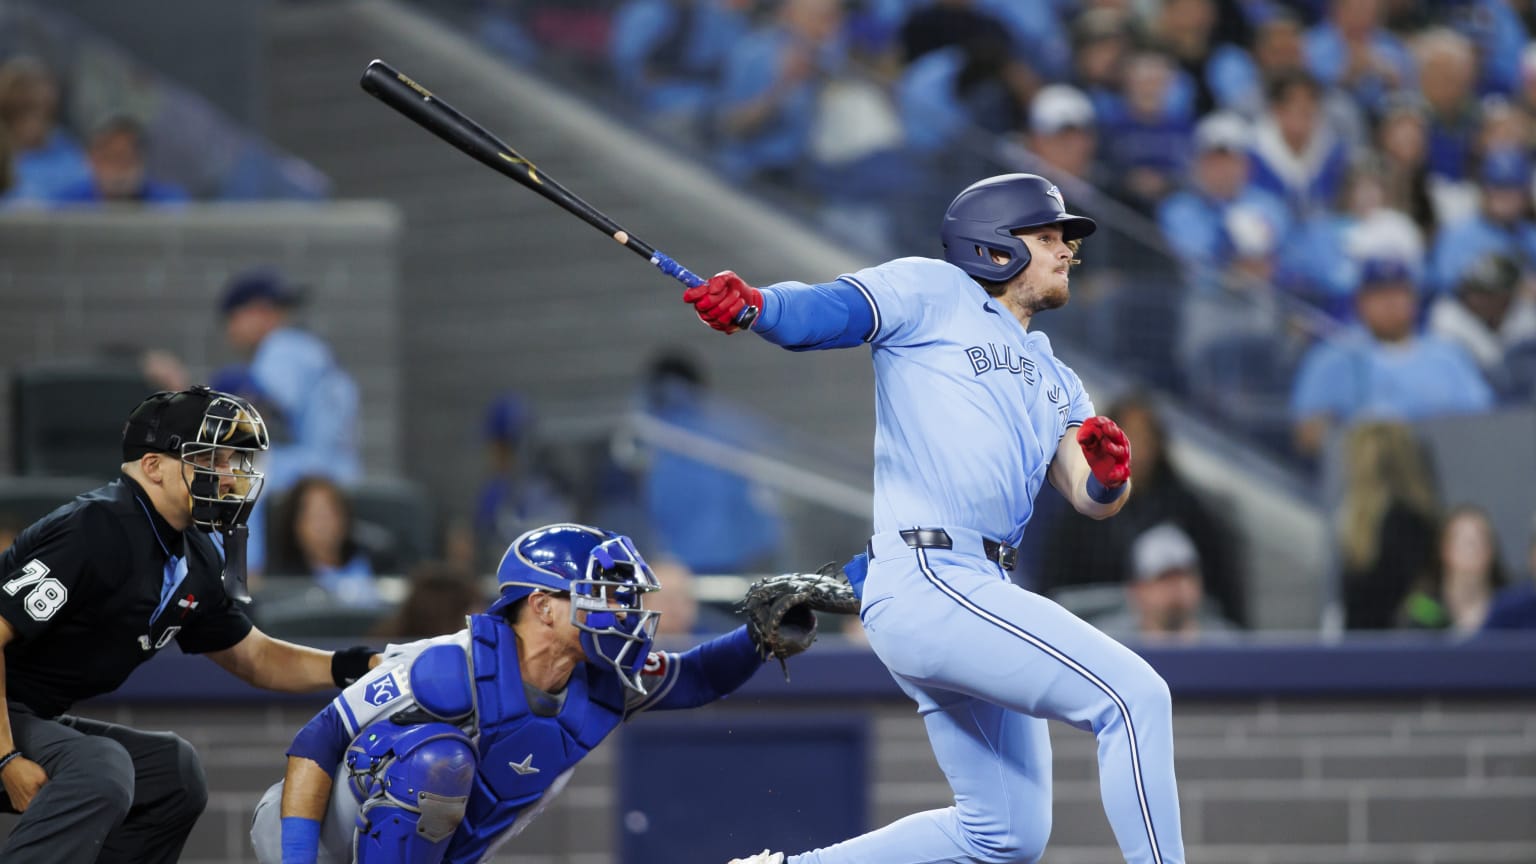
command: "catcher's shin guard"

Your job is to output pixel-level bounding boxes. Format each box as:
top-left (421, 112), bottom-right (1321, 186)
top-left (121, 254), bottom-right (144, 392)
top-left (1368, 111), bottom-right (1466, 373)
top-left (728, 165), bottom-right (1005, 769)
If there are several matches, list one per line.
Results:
top-left (346, 720), bottom-right (477, 863)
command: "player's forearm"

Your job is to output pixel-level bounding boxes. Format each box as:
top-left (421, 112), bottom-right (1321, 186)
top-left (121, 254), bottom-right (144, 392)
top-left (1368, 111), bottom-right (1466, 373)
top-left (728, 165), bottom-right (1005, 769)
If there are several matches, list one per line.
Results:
top-left (280, 756), bottom-right (334, 820)
top-left (640, 626), bottom-right (762, 712)
top-left (280, 756), bottom-right (333, 863)
top-left (252, 638), bottom-right (341, 692)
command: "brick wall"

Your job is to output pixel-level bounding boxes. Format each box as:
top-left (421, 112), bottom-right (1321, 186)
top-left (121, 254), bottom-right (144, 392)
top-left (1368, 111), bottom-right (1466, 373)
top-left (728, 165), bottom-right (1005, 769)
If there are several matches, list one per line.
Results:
top-left (0, 204), bottom-right (403, 477)
top-left (3, 694), bottom-right (1528, 863)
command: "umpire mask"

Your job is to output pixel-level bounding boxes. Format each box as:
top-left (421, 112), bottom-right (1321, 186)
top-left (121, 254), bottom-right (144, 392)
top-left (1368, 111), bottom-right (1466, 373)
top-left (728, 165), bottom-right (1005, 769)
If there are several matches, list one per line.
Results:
top-left (123, 387), bottom-right (270, 602)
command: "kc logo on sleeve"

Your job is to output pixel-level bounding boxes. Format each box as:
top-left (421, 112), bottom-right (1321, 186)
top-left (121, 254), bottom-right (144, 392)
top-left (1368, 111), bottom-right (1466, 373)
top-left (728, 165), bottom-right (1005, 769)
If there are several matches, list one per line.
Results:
top-left (366, 672), bottom-right (402, 707)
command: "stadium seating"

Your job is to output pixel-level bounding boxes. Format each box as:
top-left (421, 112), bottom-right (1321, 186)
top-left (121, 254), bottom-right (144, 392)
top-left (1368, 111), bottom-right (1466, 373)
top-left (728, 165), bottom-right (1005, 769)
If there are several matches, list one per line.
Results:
top-left (348, 474), bottom-right (437, 572)
top-left (11, 362), bottom-right (154, 479)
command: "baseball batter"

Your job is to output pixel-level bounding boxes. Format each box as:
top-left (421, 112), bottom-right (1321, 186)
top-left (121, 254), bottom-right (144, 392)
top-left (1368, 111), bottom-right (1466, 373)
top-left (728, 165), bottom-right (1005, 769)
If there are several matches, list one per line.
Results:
top-left (687, 173), bottom-right (1186, 864)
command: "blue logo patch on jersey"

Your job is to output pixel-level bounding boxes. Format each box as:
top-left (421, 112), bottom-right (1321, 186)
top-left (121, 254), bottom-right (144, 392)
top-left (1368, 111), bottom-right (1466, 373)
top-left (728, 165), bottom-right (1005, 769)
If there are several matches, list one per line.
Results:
top-left (365, 673), bottom-right (401, 707)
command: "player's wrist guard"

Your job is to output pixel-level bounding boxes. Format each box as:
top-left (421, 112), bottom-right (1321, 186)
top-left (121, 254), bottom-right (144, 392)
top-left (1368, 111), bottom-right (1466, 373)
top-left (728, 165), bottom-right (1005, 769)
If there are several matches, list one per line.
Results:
top-left (281, 815), bottom-right (322, 864)
top-left (331, 645), bottom-right (377, 688)
top-left (1086, 474), bottom-right (1128, 504)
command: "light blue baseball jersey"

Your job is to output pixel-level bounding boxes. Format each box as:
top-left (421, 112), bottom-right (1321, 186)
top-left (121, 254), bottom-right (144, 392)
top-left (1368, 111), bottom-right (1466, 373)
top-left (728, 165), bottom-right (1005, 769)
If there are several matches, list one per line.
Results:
top-left (755, 256), bottom-right (1094, 545)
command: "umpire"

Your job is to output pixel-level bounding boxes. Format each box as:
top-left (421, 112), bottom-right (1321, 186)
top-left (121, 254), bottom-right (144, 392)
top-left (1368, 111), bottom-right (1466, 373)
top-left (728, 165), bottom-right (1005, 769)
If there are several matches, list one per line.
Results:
top-left (0, 386), bottom-right (377, 862)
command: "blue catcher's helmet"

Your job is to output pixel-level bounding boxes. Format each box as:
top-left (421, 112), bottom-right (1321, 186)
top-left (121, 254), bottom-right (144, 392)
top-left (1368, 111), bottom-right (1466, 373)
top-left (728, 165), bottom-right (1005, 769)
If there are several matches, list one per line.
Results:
top-left (488, 523), bottom-right (662, 693)
top-left (939, 173), bottom-right (1097, 282)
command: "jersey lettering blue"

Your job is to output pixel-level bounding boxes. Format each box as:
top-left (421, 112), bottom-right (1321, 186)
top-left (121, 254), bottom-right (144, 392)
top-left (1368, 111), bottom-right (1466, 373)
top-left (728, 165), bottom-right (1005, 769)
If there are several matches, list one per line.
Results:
top-left (965, 343), bottom-right (1038, 379)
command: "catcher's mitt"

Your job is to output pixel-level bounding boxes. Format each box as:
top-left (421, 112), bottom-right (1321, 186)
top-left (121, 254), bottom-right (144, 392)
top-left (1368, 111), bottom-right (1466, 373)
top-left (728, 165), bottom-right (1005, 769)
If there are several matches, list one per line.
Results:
top-left (739, 562), bottom-right (861, 677)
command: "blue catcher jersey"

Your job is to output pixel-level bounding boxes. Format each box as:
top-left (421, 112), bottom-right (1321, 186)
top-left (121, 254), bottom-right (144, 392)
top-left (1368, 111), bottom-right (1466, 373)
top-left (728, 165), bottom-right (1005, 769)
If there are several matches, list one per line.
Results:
top-left (456, 614), bottom-right (629, 861)
top-left (327, 615), bottom-right (633, 864)
top-left (775, 257), bottom-right (1095, 545)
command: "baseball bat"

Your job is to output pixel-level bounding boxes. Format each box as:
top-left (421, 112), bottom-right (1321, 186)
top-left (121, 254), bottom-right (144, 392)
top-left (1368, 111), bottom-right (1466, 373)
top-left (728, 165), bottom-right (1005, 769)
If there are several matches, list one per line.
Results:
top-left (359, 59), bottom-right (757, 326)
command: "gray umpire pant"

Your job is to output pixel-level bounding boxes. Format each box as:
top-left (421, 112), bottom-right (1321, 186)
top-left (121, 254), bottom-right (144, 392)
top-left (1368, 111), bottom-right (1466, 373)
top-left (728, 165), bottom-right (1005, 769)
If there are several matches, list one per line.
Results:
top-left (0, 705), bottom-right (209, 864)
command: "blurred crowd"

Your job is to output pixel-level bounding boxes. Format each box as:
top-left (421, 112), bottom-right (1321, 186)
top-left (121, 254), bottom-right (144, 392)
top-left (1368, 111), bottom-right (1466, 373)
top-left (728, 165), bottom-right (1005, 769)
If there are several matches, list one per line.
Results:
top-left (0, 2), bottom-right (328, 207)
top-left (444, 0), bottom-right (1536, 640)
top-left (459, 0), bottom-right (1536, 464)
top-left (5, 0), bottom-right (1536, 646)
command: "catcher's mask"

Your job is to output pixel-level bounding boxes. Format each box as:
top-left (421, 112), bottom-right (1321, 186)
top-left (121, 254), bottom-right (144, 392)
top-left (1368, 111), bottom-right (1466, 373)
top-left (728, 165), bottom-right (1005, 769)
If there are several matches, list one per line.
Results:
top-left (489, 523), bottom-right (662, 694)
top-left (122, 386), bottom-right (269, 601)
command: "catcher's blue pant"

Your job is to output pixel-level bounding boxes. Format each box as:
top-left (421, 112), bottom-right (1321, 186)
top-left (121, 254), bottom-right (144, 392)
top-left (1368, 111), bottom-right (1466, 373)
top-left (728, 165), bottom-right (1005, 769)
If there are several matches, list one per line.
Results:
top-left (790, 529), bottom-right (1185, 864)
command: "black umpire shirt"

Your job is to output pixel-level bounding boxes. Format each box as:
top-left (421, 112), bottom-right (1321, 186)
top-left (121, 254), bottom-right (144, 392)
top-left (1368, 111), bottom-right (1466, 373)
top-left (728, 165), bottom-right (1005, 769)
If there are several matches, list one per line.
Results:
top-left (0, 473), bottom-right (253, 718)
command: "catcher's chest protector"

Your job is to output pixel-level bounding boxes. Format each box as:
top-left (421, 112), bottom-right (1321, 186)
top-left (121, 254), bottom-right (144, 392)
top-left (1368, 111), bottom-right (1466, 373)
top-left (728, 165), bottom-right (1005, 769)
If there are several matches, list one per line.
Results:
top-left (458, 616), bottom-right (627, 851)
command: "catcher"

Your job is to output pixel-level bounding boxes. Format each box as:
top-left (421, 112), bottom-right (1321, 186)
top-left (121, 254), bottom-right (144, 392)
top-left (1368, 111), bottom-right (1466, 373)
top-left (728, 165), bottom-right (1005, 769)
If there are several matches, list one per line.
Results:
top-left (250, 522), bottom-right (856, 864)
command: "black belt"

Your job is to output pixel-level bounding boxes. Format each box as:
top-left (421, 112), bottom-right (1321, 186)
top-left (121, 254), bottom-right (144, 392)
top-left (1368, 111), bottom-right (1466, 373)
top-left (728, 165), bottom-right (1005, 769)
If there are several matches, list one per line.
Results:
top-left (868, 528), bottom-right (1018, 571)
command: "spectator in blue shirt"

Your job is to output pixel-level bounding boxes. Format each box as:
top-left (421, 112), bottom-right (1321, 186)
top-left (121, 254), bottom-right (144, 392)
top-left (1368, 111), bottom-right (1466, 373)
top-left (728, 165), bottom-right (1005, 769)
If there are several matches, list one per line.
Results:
top-left (1440, 0), bottom-right (1529, 97)
top-left (1100, 50), bottom-right (1197, 211)
top-left (1290, 253), bottom-right (1494, 459)
top-left (1429, 148), bottom-right (1536, 293)
top-left (897, 28), bottom-right (1031, 154)
top-left (216, 268), bottom-right (362, 572)
top-left (0, 56), bottom-right (89, 205)
top-left (1415, 27), bottom-right (1481, 180)
top-left (975, 0), bottom-right (1070, 82)
top-left (472, 391), bottom-right (576, 569)
top-left (1276, 164), bottom-right (1426, 321)
top-left (1303, 0), bottom-right (1414, 114)
top-left (1209, 10), bottom-right (1307, 117)
top-left (1158, 111), bottom-right (1290, 274)
top-left (51, 115), bottom-right (188, 206)
top-left (712, 0), bottom-right (844, 181)
top-left (1250, 70), bottom-right (1351, 221)
top-left (609, 0), bottom-right (750, 130)
top-left (638, 349), bottom-right (783, 574)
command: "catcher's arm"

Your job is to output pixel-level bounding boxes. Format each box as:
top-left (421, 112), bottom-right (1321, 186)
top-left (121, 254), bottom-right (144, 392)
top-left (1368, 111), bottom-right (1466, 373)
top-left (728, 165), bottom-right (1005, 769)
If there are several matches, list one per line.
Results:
top-left (739, 563), bottom-right (861, 680)
top-left (626, 626), bottom-right (763, 715)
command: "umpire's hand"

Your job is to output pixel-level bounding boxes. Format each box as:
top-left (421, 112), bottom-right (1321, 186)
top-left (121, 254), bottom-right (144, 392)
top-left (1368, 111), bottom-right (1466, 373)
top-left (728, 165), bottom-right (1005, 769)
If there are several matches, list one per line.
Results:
top-left (2, 755), bottom-right (48, 811)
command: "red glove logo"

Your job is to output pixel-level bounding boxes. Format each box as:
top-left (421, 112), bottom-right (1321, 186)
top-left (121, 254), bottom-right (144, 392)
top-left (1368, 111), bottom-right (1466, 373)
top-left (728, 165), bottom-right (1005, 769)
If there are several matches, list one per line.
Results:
top-left (683, 271), bottom-right (762, 334)
top-left (1077, 416), bottom-right (1131, 488)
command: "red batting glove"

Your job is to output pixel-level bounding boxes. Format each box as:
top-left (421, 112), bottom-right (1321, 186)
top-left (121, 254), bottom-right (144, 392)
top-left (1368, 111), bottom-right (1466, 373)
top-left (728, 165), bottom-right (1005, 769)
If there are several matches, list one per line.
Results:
top-left (1077, 416), bottom-right (1131, 488)
top-left (683, 271), bottom-right (762, 334)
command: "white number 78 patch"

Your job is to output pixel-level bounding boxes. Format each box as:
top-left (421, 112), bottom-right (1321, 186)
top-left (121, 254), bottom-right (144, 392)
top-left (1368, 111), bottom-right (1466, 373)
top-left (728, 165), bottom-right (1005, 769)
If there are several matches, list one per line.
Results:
top-left (3, 559), bottom-right (69, 621)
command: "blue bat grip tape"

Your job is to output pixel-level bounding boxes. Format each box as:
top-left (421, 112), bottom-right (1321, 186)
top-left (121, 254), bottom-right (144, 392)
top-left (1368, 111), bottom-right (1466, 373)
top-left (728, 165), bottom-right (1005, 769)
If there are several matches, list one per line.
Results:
top-left (651, 251), bottom-right (705, 288)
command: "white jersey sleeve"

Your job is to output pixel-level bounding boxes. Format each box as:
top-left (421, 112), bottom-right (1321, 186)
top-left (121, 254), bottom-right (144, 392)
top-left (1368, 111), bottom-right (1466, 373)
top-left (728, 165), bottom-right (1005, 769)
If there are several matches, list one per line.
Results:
top-left (330, 631), bottom-right (472, 739)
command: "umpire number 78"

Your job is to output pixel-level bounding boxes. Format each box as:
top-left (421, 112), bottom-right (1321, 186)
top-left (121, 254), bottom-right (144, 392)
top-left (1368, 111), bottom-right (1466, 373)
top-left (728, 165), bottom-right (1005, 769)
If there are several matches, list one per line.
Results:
top-left (3, 559), bottom-right (69, 621)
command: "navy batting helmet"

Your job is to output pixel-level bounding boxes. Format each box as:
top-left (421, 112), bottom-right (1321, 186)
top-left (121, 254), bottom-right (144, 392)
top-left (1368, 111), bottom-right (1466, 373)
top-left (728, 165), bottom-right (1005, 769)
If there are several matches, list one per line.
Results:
top-left (488, 523), bottom-right (661, 693)
top-left (940, 173), bottom-right (1097, 282)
